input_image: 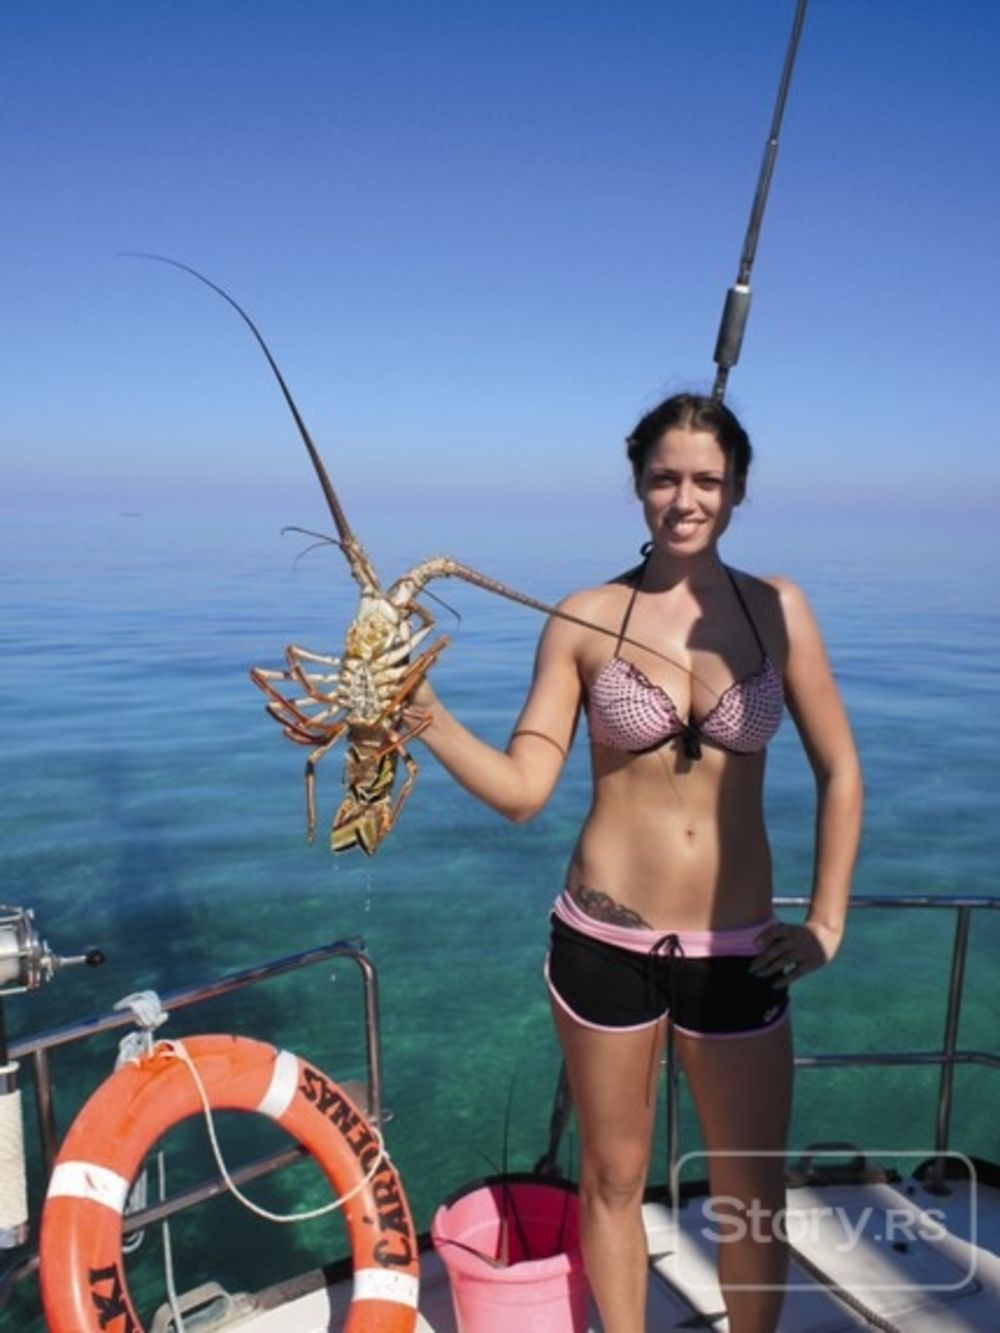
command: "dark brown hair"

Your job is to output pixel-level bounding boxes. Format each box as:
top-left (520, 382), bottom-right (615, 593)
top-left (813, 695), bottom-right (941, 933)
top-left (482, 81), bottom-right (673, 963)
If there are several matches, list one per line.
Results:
top-left (625, 393), bottom-right (753, 490)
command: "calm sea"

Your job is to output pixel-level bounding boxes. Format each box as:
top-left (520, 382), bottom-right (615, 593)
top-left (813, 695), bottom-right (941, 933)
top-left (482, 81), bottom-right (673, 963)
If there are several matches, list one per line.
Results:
top-left (2, 498), bottom-right (997, 1326)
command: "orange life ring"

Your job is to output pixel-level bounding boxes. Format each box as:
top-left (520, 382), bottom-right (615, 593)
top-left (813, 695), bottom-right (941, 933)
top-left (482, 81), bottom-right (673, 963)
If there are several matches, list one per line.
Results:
top-left (40, 1034), bottom-right (419, 1332)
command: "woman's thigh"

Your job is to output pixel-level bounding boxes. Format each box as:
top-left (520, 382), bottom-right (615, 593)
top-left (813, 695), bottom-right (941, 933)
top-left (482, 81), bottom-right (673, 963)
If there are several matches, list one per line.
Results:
top-left (551, 1000), bottom-right (667, 1179)
top-left (677, 1018), bottom-right (793, 1153)
top-left (676, 1018), bottom-right (794, 1220)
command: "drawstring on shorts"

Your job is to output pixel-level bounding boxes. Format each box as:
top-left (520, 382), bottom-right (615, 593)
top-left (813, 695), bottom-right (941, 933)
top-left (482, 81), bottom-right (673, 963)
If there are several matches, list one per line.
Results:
top-left (644, 932), bottom-right (685, 1007)
top-left (646, 932), bottom-right (685, 1102)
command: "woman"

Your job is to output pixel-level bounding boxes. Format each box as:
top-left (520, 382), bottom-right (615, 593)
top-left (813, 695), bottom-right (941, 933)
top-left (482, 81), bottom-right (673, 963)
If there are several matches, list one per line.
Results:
top-left (404, 393), bottom-right (862, 1333)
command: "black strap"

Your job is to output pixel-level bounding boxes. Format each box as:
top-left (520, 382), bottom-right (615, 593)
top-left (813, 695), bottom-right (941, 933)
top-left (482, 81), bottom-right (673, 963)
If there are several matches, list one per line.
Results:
top-left (614, 582), bottom-right (641, 653)
top-left (725, 566), bottom-right (767, 657)
top-left (614, 552), bottom-right (649, 653)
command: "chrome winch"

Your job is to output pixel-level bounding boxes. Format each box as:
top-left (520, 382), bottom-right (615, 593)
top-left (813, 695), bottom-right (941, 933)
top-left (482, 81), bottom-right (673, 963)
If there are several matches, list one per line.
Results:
top-left (0, 904), bottom-right (103, 1249)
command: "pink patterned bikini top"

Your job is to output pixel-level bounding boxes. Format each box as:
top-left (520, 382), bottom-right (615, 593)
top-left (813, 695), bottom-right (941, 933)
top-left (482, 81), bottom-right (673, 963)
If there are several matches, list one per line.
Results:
top-left (587, 567), bottom-right (783, 761)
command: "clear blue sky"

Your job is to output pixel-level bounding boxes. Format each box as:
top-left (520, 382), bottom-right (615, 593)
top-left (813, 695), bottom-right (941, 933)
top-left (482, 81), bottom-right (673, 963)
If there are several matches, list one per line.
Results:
top-left (4, 1), bottom-right (999, 520)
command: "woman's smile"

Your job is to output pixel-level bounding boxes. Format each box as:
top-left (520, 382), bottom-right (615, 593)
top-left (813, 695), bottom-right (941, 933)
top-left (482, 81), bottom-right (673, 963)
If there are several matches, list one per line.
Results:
top-left (640, 425), bottom-right (739, 555)
top-left (664, 516), bottom-right (704, 538)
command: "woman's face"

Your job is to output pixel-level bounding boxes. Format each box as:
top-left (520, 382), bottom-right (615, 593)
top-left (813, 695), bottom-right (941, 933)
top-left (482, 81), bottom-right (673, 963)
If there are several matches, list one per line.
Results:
top-left (638, 426), bottom-right (742, 556)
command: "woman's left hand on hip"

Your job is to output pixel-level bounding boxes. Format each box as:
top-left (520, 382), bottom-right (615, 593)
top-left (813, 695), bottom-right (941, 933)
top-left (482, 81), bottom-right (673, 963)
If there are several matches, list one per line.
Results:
top-left (750, 920), bottom-right (841, 988)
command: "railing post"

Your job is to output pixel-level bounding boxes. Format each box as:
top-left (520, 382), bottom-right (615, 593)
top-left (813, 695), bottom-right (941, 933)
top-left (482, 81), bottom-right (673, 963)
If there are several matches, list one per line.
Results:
top-left (352, 950), bottom-right (384, 1127)
top-left (535, 1062), bottom-right (573, 1176)
top-left (32, 1048), bottom-right (58, 1177)
top-left (666, 1035), bottom-right (681, 1210)
top-left (929, 905), bottom-right (972, 1193)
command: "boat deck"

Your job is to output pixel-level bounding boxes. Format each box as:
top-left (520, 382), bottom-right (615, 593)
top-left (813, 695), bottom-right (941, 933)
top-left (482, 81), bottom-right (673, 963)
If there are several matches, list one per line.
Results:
top-left (6, 900), bottom-right (995, 1330)
top-left (231, 1171), bottom-right (1000, 1332)
top-left (647, 1173), bottom-right (1000, 1332)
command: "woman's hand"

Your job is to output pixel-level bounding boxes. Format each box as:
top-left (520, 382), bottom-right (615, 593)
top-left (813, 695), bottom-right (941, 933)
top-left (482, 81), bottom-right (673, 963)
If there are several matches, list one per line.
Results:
top-left (750, 919), bottom-right (843, 988)
top-left (401, 675), bottom-right (441, 735)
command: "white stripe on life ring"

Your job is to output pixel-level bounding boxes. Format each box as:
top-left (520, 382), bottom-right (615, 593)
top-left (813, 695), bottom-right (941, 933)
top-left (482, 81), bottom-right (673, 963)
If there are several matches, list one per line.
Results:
top-left (353, 1267), bottom-right (421, 1308)
top-left (47, 1161), bottom-right (130, 1215)
top-left (256, 1048), bottom-right (299, 1120)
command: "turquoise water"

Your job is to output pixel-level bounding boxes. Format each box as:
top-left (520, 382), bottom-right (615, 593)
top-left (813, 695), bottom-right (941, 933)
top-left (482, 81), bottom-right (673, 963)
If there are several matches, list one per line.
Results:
top-left (2, 499), bottom-right (998, 1326)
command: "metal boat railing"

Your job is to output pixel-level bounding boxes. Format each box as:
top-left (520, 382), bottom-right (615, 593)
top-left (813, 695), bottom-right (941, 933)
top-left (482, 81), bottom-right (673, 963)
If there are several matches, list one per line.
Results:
top-left (538, 894), bottom-right (1000, 1195)
top-left (2, 895), bottom-right (997, 1311)
top-left (0, 934), bottom-right (382, 1307)
top-left (774, 895), bottom-right (999, 1194)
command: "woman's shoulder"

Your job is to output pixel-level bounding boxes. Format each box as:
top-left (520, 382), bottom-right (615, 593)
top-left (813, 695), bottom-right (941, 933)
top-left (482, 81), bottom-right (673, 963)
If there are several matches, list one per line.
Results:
top-left (758, 573), bottom-right (817, 624)
top-left (727, 569), bottom-right (819, 662)
top-left (541, 573), bottom-right (637, 654)
top-left (730, 567), bottom-right (810, 611)
top-left (734, 572), bottom-right (828, 670)
top-left (554, 567), bottom-right (638, 621)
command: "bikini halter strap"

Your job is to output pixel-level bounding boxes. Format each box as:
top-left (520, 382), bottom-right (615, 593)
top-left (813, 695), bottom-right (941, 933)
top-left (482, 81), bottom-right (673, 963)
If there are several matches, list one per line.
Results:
top-left (724, 565), bottom-right (768, 656)
top-left (616, 552), bottom-right (766, 660)
top-left (614, 545), bottom-right (651, 652)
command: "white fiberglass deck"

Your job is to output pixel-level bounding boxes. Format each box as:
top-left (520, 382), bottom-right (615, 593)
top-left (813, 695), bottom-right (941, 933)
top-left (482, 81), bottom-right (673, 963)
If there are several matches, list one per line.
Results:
top-left (215, 1172), bottom-right (1000, 1332)
top-left (647, 1174), bottom-right (1000, 1332)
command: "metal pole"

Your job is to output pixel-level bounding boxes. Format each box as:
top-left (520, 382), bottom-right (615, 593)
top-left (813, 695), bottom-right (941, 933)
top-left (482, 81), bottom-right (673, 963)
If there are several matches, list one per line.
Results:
top-left (32, 1048), bottom-right (58, 1175)
top-left (354, 950), bottom-right (385, 1127)
top-left (666, 1031), bottom-right (681, 1212)
top-left (535, 1062), bottom-right (573, 1177)
top-left (928, 906), bottom-right (972, 1193)
top-left (712, 0), bottom-right (809, 401)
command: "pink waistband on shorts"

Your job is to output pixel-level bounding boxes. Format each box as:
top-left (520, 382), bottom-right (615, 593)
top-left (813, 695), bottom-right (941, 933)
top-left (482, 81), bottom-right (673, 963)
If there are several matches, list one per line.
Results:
top-left (552, 889), bottom-right (774, 957)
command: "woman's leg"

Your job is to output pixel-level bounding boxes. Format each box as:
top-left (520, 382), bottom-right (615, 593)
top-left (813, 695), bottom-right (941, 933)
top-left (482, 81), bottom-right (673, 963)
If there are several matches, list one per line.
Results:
top-left (551, 1001), bottom-right (666, 1333)
top-left (676, 1018), bottom-right (794, 1333)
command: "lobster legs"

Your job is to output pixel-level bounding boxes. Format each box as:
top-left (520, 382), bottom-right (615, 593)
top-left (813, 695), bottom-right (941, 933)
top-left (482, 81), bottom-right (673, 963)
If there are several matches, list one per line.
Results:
top-left (251, 635), bottom-right (449, 853)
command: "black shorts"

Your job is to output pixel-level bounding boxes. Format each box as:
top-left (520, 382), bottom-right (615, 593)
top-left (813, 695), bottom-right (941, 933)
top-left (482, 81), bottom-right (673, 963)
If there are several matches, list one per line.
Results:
top-left (546, 914), bottom-right (789, 1038)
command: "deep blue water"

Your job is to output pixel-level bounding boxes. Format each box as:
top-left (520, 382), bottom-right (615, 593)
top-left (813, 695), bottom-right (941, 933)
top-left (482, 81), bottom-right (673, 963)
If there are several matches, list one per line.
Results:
top-left (2, 500), bottom-right (997, 1325)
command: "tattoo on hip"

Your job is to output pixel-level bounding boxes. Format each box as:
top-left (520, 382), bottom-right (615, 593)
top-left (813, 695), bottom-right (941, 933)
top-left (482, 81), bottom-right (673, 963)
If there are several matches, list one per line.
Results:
top-left (569, 882), bottom-right (653, 929)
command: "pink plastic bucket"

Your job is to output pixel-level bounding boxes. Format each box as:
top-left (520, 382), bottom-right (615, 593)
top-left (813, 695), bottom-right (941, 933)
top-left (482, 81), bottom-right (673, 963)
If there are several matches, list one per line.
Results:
top-left (431, 1175), bottom-right (589, 1333)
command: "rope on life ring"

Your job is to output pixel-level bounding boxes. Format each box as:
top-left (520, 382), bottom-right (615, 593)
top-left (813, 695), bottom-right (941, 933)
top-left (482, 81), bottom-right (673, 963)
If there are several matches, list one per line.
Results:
top-left (39, 1034), bottom-right (419, 1333)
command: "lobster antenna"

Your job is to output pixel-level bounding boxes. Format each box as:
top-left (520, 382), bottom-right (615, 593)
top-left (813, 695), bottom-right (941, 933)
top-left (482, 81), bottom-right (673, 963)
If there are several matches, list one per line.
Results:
top-left (421, 586), bottom-right (464, 625)
top-left (711, 0), bottom-right (809, 402)
top-left (119, 251), bottom-right (356, 547)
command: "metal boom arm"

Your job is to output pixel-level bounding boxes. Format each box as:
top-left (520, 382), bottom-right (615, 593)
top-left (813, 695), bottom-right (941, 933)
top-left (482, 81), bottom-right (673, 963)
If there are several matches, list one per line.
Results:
top-left (711, 0), bottom-right (809, 401)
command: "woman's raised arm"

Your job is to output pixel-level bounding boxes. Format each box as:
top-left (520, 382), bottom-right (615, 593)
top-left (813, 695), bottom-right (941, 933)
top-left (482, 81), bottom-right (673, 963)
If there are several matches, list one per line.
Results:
top-left (403, 603), bottom-right (586, 824)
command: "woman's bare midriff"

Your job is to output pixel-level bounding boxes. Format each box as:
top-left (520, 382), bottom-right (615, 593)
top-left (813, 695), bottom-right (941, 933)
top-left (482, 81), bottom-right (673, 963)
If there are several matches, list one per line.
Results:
top-left (567, 742), bottom-right (774, 932)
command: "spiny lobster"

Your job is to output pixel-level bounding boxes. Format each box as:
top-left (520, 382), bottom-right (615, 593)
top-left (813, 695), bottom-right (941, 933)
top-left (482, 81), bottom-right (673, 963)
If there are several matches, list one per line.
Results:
top-left (129, 255), bottom-right (676, 854)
